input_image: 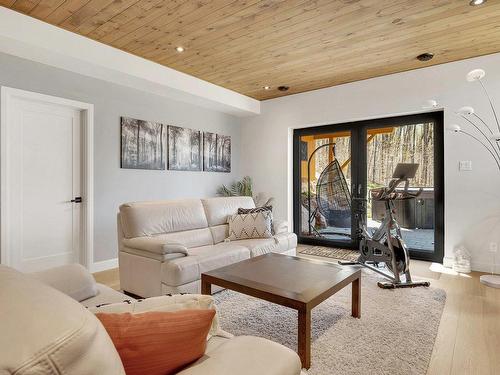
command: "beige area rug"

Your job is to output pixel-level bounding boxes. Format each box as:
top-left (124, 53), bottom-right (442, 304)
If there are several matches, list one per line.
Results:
top-left (214, 270), bottom-right (446, 375)
top-left (298, 246), bottom-right (359, 262)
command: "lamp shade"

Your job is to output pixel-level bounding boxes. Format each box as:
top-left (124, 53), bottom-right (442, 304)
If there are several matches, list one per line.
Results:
top-left (466, 69), bottom-right (486, 82)
top-left (423, 99), bottom-right (438, 109)
top-left (447, 124), bottom-right (461, 132)
top-left (457, 106), bottom-right (475, 115)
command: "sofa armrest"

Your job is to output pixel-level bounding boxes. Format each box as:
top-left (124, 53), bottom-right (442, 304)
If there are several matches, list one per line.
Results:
top-left (88, 294), bottom-right (232, 339)
top-left (29, 264), bottom-right (98, 302)
top-left (273, 220), bottom-right (289, 235)
top-left (122, 237), bottom-right (188, 256)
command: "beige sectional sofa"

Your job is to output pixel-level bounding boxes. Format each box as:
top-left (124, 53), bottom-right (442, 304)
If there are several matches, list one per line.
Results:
top-left (0, 264), bottom-right (302, 375)
top-left (118, 196), bottom-right (297, 297)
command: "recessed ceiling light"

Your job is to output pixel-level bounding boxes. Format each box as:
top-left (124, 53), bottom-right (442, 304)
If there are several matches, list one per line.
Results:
top-left (263, 86), bottom-right (271, 90)
top-left (469, 0), bottom-right (486, 6)
top-left (417, 52), bottom-right (434, 62)
top-left (175, 46), bottom-right (185, 53)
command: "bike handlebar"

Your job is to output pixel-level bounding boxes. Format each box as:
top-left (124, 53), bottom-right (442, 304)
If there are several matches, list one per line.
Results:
top-left (366, 177), bottom-right (423, 201)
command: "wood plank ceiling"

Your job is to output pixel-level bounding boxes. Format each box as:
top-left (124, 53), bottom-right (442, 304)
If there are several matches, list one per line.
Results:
top-left (2, 0), bottom-right (500, 100)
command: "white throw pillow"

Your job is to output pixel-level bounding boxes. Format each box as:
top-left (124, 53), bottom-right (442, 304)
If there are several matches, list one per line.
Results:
top-left (227, 211), bottom-right (273, 240)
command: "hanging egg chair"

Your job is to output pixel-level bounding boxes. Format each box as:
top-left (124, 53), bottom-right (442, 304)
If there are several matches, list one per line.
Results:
top-left (316, 151), bottom-right (351, 228)
top-left (315, 146), bottom-right (351, 228)
top-left (307, 142), bottom-right (352, 236)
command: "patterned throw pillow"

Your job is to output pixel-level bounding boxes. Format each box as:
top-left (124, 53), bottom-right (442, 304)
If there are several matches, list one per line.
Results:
top-left (227, 211), bottom-right (273, 240)
top-left (237, 206), bottom-right (274, 234)
top-left (237, 206), bottom-right (273, 214)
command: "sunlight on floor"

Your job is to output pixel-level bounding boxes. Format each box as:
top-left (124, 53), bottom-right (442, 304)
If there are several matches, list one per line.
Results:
top-left (429, 262), bottom-right (472, 278)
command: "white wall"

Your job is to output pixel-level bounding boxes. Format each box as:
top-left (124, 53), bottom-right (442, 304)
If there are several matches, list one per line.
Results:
top-left (0, 52), bottom-right (243, 266)
top-left (241, 52), bottom-right (500, 272)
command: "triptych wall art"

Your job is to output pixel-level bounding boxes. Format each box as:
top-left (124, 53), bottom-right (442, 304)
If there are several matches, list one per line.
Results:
top-left (120, 116), bottom-right (230, 173)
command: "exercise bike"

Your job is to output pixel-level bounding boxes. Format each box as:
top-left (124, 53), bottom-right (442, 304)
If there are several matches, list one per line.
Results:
top-left (341, 163), bottom-right (431, 289)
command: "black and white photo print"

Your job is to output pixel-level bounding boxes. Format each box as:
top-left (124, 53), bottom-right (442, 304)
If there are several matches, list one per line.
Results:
top-left (203, 132), bottom-right (231, 172)
top-left (121, 116), bottom-right (165, 170)
top-left (167, 125), bottom-right (202, 171)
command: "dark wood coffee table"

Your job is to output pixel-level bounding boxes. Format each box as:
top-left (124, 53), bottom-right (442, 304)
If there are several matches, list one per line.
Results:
top-left (201, 253), bottom-right (361, 369)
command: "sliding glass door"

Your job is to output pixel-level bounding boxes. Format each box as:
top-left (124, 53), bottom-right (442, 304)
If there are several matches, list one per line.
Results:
top-left (293, 124), bottom-right (362, 249)
top-left (293, 112), bottom-right (444, 262)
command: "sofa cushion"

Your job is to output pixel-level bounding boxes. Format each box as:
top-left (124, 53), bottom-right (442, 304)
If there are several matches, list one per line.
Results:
top-left (201, 196), bottom-right (255, 226)
top-left (0, 265), bottom-right (125, 375)
top-left (210, 224), bottom-right (228, 244)
top-left (161, 243), bottom-right (250, 286)
top-left (120, 199), bottom-right (208, 238)
top-left (233, 233), bottom-right (297, 257)
top-left (123, 228), bottom-right (213, 254)
top-left (81, 284), bottom-right (134, 308)
top-left (177, 336), bottom-right (302, 375)
top-left (30, 263), bottom-right (98, 302)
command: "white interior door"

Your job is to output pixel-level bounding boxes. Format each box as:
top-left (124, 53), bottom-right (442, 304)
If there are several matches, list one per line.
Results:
top-left (3, 92), bottom-right (82, 272)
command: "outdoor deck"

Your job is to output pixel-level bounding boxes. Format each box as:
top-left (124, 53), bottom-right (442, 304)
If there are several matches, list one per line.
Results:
top-left (316, 218), bottom-right (434, 252)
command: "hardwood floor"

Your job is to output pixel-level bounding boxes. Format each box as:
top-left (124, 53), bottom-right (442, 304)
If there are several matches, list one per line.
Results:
top-left (94, 245), bottom-right (500, 375)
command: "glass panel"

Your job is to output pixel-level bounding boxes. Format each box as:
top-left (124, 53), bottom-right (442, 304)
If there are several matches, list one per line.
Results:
top-left (299, 131), bottom-right (352, 243)
top-left (366, 123), bottom-right (435, 252)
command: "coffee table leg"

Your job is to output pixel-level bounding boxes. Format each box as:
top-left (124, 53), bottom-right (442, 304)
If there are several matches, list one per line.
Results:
top-left (298, 307), bottom-right (311, 369)
top-left (352, 276), bottom-right (361, 318)
top-left (201, 276), bottom-right (211, 295)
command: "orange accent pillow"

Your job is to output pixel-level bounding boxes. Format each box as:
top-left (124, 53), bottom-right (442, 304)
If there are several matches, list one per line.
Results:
top-left (96, 309), bottom-right (216, 375)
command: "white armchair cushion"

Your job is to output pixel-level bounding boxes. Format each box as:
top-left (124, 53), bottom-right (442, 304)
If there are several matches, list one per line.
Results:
top-left (30, 263), bottom-right (98, 302)
top-left (227, 211), bottom-right (273, 240)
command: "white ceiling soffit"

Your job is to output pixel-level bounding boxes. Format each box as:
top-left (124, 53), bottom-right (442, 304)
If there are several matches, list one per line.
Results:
top-left (0, 7), bottom-right (260, 117)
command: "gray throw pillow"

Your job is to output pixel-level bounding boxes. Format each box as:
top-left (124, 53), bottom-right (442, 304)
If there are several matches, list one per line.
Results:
top-left (237, 206), bottom-right (273, 214)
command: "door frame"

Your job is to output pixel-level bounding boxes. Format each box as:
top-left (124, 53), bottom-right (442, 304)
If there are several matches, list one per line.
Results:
top-left (293, 122), bottom-right (363, 250)
top-left (292, 111), bottom-right (444, 263)
top-left (0, 86), bottom-right (95, 270)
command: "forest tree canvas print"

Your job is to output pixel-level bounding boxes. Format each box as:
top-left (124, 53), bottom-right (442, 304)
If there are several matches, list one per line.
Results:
top-left (121, 117), bottom-right (165, 170)
top-left (203, 132), bottom-right (231, 172)
top-left (167, 125), bottom-right (202, 171)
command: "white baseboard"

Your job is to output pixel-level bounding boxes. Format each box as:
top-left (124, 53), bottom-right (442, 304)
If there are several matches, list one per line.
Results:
top-left (470, 261), bottom-right (499, 274)
top-left (90, 258), bottom-right (118, 273)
